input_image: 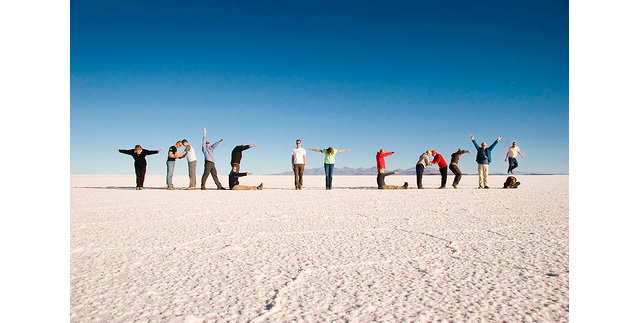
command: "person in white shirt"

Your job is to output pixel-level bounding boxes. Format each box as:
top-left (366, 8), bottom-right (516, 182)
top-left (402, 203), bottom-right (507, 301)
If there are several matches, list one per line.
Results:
top-left (177, 139), bottom-right (198, 189)
top-left (291, 139), bottom-right (307, 190)
top-left (415, 150), bottom-right (432, 189)
top-left (505, 141), bottom-right (524, 174)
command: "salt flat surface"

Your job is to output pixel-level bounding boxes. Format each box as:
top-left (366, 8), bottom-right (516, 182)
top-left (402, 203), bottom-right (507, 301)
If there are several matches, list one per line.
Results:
top-left (71, 175), bottom-right (568, 322)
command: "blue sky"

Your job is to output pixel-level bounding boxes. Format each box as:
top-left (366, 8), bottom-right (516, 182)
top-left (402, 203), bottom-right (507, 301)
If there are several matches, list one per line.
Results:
top-left (71, 0), bottom-right (568, 175)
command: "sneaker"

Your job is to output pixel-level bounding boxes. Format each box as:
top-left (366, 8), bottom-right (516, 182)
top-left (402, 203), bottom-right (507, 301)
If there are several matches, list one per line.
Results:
top-left (167, 187), bottom-right (176, 190)
top-left (452, 184), bottom-right (457, 189)
top-left (217, 187), bottom-right (226, 190)
top-left (484, 186), bottom-right (490, 189)
top-left (478, 186), bottom-right (483, 189)
top-left (257, 183), bottom-right (263, 190)
top-left (438, 186), bottom-right (446, 189)
top-left (201, 187), bottom-right (207, 190)
top-left (402, 182), bottom-right (409, 189)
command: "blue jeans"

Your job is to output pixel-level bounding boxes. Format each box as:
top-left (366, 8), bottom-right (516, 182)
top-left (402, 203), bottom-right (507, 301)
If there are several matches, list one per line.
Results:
top-left (324, 163), bottom-right (334, 189)
top-left (166, 160), bottom-right (175, 187)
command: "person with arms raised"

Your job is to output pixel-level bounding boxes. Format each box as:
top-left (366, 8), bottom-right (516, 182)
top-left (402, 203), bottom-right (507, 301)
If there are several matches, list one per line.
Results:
top-left (470, 133), bottom-right (501, 189)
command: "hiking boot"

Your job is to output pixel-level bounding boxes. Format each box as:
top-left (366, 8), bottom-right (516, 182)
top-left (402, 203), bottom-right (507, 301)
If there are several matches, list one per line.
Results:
top-left (438, 186), bottom-right (446, 189)
top-left (217, 187), bottom-right (226, 190)
top-left (484, 186), bottom-right (490, 189)
top-left (452, 184), bottom-right (457, 189)
top-left (167, 187), bottom-right (176, 190)
top-left (201, 187), bottom-right (207, 190)
top-left (257, 183), bottom-right (263, 190)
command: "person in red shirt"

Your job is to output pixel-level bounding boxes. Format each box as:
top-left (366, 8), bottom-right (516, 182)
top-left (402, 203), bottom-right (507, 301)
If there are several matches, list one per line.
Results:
top-left (430, 150), bottom-right (448, 189)
top-left (376, 149), bottom-right (395, 173)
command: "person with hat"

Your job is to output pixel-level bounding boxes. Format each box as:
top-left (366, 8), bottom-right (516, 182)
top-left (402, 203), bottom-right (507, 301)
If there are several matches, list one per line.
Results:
top-left (201, 127), bottom-right (225, 190)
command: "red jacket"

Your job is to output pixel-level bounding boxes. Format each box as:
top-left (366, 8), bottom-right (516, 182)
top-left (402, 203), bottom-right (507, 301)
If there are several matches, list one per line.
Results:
top-left (376, 151), bottom-right (394, 169)
top-left (430, 151), bottom-right (448, 168)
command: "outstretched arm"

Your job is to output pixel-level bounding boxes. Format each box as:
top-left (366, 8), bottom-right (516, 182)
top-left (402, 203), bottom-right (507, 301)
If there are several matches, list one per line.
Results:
top-left (488, 136), bottom-right (501, 151)
top-left (211, 138), bottom-right (223, 150)
top-left (143, 149), bottom-right (160, 156)
top-left (382, 151), bottom-right (394, 158)
top-left (337, 149), bottom-right (351, 153)
top-left (309, 148), bottom-right (322, 153)
top-left (118, 148), bottom-right (134, 156)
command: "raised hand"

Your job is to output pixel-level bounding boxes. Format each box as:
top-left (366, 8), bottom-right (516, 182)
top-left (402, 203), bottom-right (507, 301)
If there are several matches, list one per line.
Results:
top-left (249, 144), bottom-right (256, 148)
top-left (497, 136), bottom-right (502, 141)
top-left (470, 133), bottom-right (474, 140)
top-left (247, 172), bottom-right (253, 176)
top-left (394, 172), bottom-right (400, 175)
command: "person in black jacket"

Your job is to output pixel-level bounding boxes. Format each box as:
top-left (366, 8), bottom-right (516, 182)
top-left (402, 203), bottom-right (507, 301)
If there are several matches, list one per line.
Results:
top-left (229, 165), bottom-right (263, 190)
top-left (117, 145), bottom-right (161, 190)
top-left (230, 144), bottom-right (256, 171)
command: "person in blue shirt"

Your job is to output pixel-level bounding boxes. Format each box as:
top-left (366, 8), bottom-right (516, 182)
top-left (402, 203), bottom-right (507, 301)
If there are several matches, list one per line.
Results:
top-left (470, 133), bottom-right (501, 189)
top-left (229, 165), bottom-right (263, 190)
top-left (201, 128), bottom-right (225, 190)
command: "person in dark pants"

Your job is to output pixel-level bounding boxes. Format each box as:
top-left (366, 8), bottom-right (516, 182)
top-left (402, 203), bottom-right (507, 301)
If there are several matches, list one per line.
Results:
top-left (309, 147), bottom-right (351, 190)
top-left (504, 142), bottom-right (524, 174)
top-left (377, 171), bottom-right (408, 189)
top-left (429, 150), bottom-right (448, 189)
top-left (201, 128), bottom-right (225, 190)
top-left (415, 150), bottom-right (432, 189)
top-left (449, 149), bottom-right (470, 189)
top-left (230, 143), bottom-right (256, 171)
top-left (117, 145), bottom-right (161, 190)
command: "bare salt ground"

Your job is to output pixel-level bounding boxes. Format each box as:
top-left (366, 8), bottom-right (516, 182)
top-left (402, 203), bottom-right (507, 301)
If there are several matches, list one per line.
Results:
top-left (71, 174), bottom-right (568, 322)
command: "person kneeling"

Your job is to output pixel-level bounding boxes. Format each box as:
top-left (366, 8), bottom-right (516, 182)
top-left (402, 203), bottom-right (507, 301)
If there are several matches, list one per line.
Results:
top-left (377, 171), bottom-right (408, 189)
top-left (229, 165), bottom-right (263, 190)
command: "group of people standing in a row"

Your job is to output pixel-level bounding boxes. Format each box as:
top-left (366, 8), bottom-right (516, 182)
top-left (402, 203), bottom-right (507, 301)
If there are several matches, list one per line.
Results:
top-left (118, 130), bottom-right (524, 190)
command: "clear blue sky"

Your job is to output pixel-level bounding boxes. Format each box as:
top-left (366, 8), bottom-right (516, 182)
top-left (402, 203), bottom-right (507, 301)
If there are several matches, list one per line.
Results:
top-left (71, 0), bottom-right (568, 175)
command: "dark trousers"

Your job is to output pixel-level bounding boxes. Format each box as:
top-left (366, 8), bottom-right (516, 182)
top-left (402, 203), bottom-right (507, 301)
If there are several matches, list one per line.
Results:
top-left (134, 164), bottom-right (146, 188)
top-left (439, 166), bottom-right (448, 187)
top-left (508, 157), bottom-right (519, 173)
top-left (202, 161), bottom-right (223, 188)
top-left (293, 164), bottom-right (305, 189)
top-left (416, 164), bottom-right (425, 188)
top-left (449, 164), bottom-right (462, 187)
top-left (324, 163), bottom-right (334, 189)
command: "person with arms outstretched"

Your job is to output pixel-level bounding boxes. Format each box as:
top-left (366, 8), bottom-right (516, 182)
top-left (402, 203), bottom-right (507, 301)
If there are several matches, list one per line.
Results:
top-left (449, 149), bottom-right (470, 189)
top-left (377, 171), bottom-right (408, 190)
top-left (230, 143), bottom-right (256, 171)
top-left (291, 139), bottom-right (306, 190)
top-left (415, 150), bottom-right (432, 189)
top-left (228, 164), bottom-right (263, 190)
top-left (201, 128), bottom-right (225, 190)
top-left (376, 149), bottom-right (394, 173)
top-left (470, 133), bottom-right (501, 189)
top-left (309, 147), bottom-right (351, 190)
top-left (117, 145), bottom-right (161, 190)
top-left (166, 140), bottom-right (183, 190)
top-left (505, 141), bottom-right (524, 174)
top-left (430, 150), bottom-right (448, 189)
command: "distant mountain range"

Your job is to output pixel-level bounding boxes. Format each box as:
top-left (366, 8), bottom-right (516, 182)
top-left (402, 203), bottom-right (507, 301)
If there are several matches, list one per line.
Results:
top-left (271, 166), bottom-right (562, 176)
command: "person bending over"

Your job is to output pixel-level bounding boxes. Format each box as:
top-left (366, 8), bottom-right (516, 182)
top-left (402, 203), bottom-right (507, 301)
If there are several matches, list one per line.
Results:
top-left (449, 149), bottom-right (469, 189)
top-left (230, 143), bottom-right (256, 171)
top-left (430, 150), bottom-right (448, 189)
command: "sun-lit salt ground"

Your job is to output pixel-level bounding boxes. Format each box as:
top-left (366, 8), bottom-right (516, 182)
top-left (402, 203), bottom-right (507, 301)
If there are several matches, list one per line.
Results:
top-left (71, 174), bottom-right (568, 322)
